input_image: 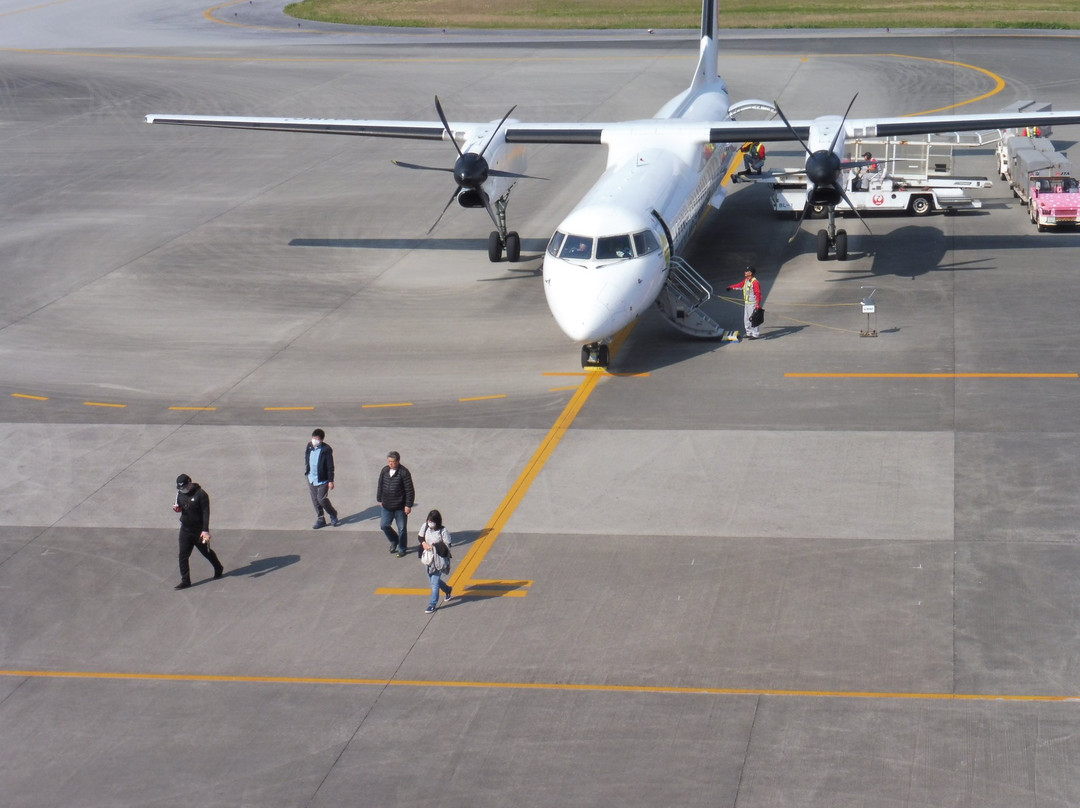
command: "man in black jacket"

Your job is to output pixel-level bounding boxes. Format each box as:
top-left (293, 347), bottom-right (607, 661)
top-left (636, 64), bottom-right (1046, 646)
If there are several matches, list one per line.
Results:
top-left (173, 474), bottom-right (224, 589)
top-left (304, 428), bottom-right (339, 529)
top-left (376, 451), bottom-right (415, 557)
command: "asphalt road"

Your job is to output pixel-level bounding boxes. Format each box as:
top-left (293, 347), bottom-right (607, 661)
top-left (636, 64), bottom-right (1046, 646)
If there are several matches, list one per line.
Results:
top-left (3, 2), bottom-right (1080, 806)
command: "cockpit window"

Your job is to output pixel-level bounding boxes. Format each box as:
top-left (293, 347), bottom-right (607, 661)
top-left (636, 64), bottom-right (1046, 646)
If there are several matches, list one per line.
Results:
top-left (560, 236), bottom-right (594, 260)
top-left (596, 234), bottom-right (634, 261)
top-left (633, 230), bottom-right (660, 256)
top-left (547, 231), bottom-right (566, 257)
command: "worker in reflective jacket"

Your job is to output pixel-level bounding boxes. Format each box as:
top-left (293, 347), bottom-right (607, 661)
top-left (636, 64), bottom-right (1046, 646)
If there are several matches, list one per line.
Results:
top-left (742, 141), bottom-right (765, 174)
top-left (726, 265), bottom-right (763, 340)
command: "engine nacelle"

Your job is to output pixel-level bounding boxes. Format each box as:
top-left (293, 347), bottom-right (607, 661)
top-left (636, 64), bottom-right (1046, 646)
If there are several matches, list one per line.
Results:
top-left (457, 189), bottom-right (484, 209)
top-left (807, 185), bottom-right (842, 207)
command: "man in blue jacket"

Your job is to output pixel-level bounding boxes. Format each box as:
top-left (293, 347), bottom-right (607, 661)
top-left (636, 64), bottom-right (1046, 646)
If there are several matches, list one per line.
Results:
top-left (305, 428), bottom-right (340, 529)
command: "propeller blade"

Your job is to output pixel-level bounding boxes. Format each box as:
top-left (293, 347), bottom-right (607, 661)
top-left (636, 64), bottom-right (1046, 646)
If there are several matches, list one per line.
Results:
top-left (392, 159), bottom-right (456, 173)
top-left (434, 95), bottom-right (464, 158)
top-left (774, 101), bottom-right (813, 157)
top-left (477, 189), bottom-right (503, 233)
top-left (836, 189), bottom-right (873, 235)
top-left (427, 186), bottom-right (461, 235)
top-left (487, 168), bottom-right (548, 181)
top-left (787, 202), bottom-right (811, 243)
top-left (828, 93), bottom-right (859, 155)
top-left (479, 105), bottom-right (518, 159)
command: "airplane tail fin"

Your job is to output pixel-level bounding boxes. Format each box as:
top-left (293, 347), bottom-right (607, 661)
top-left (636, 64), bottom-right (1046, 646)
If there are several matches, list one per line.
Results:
top-left (690, 0), bottom-right (720, 92)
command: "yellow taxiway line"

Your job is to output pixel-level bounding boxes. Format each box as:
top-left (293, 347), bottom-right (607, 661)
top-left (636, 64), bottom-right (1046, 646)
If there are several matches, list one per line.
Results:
top-left (2, 668), bottom-right (1078, 704)
top-left (376, 324), bottom-right (637, 599)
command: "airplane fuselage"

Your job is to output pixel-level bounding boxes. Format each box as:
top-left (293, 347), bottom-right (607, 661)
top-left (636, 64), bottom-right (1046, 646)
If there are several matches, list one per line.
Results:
top-left (543, 81), bottom-right (737, 344)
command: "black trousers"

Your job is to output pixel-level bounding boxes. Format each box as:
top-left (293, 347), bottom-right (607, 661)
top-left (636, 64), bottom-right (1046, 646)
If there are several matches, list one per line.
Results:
top-left (178, 529), bottom-right (222, 583)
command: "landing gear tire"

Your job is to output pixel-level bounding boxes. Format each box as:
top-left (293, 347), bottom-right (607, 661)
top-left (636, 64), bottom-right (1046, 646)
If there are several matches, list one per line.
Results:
top-left (835, 229), bottom-right (848, 261)
top-left (816, 229), bottom-right (830, 261)
top-left (505, 231), bottom-right (521, 263)
top-left (581, 342), bottom-right (610, 369)
top-left (488, 231), bottom-right (503, 263)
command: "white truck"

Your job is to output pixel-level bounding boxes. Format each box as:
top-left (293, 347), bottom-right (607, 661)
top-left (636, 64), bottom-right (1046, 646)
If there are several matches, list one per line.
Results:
top-left (770, 134), bottom-right (994, 218)
top-left (997, 136), bottom-right (1079, 231)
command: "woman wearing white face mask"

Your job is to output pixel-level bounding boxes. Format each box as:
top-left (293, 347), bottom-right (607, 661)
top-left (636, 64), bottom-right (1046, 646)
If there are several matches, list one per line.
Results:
top-left (418, 509), bottom-right (452, 613)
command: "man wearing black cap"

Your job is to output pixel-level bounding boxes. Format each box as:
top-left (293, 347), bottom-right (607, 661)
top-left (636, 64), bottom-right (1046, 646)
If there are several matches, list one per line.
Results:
top-left (172, 473), bottom-right (224, 589)
top-left (726, 266), bottom-right (764, 340)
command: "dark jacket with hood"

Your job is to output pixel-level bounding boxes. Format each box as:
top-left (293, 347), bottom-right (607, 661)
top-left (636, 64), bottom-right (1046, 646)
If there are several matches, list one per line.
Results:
top-left (304, 442), bottom-right (335, 484)
top-left (176, 484), bottom-right (210, 534)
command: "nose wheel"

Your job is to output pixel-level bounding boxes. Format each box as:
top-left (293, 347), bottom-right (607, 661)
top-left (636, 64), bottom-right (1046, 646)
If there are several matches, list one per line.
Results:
top-left (581, 342), bottom-right (610, 369)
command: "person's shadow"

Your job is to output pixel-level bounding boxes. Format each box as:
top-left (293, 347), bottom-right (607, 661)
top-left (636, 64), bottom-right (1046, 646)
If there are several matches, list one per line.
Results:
top-left (335, 505), bottom-right (381, 525)
top-left (226, 555), bottom-right (301, 578)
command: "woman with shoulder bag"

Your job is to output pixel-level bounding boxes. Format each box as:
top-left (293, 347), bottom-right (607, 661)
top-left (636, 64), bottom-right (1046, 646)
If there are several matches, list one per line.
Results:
top-left (419, 509), bottom-right (453, 614)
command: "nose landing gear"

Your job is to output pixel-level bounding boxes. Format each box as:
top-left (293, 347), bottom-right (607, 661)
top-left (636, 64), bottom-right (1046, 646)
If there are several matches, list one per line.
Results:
top-left (581, 342), bottom-right (610, 369)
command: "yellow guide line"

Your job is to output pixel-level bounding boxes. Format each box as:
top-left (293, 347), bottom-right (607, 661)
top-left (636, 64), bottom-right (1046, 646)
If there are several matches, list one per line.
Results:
top-left (362, 402), bottom-right (413, 409)
top-left (389, 323), bottom-right (635, 596)
top-left (543, 371), bottom-right (649, 378)
top-left (787, 372), bottom-right (1078, 379)
top-left (374, 586), bottom-right (529, 598)
top-left (447, 371), bottom-right (602, 589)
top-left (82, 401), bottom-right (125, 408)
top-left (264, 406), bottom-right (315, 411)
top-left (2, 668), bottom-right (1078, 704)
top-left (169, 406), bottom-right (218, 411)
top-left (11, 393), bottom-right (48, 401)
top-left (0, 0), bottom-right (70, 19)
top-left (460, 394), bottom-right (507, 402)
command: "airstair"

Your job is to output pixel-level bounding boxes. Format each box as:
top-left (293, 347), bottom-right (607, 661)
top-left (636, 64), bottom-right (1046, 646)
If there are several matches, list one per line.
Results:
top-left (654, 256), bottom-right (731, 338)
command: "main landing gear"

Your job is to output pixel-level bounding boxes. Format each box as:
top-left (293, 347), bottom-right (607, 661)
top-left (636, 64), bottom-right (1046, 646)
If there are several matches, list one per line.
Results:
top-left (581, 342), bottom-right (610, 369)
top-left (816, 206), bottom-right (848, 261)
top-left (486, 193), bottom-right (521, 263)
top-left (487, 230), bottom-right (521, 263)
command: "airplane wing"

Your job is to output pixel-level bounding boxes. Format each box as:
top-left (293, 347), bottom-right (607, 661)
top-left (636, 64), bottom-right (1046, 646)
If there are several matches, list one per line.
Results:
top-left (707, 109), bottom-right (1080, 143)
top-left (144, 114), bottom-right (452, 140)
top-left (148, 110), bottom-right (1080, 147)
top-left (144, 114), bottom-right (613, 144)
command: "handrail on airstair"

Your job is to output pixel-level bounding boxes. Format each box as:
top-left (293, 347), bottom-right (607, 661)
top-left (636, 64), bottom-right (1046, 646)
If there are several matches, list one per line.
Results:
top-left (666, 255), bottom-right (712, 311)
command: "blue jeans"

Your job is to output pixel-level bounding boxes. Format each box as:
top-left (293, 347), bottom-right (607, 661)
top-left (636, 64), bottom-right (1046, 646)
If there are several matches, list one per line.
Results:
top-left (381, 507), bottom-right (408, 551)
top-left (428, 570), bottom-right (451, 608)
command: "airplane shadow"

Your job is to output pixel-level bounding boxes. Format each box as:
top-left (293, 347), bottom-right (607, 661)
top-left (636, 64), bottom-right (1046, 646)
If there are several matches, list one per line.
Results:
top-left (289, 237), bottom-right (550, 253)
top-left (225, 554), bottom-right (301, 579)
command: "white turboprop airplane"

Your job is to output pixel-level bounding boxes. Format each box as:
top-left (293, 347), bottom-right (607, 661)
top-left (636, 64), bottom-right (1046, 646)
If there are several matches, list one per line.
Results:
top-left (146, 0), bottom-right (1080, 367)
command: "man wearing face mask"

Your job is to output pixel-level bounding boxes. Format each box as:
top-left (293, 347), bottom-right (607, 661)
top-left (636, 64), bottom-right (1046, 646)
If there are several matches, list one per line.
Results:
top-left (305, 428), bottom-right (339, 529)
top-left (173, 473), bottom-right (224, 589)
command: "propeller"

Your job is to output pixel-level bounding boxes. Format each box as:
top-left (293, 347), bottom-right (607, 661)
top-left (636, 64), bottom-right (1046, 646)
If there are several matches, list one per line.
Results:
top-left (392, 96), bottom-right (546, 234)
top-left (774, 94), bottom-right (873, 242)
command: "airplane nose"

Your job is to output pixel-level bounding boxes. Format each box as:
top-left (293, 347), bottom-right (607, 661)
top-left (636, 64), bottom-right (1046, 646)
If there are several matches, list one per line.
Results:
top-left (543, 257), bottom-right (642, 343)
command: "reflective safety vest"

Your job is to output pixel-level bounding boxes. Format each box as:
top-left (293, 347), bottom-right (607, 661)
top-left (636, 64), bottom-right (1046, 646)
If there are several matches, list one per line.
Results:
top-left (742, 277), bottom-right (760, 306)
